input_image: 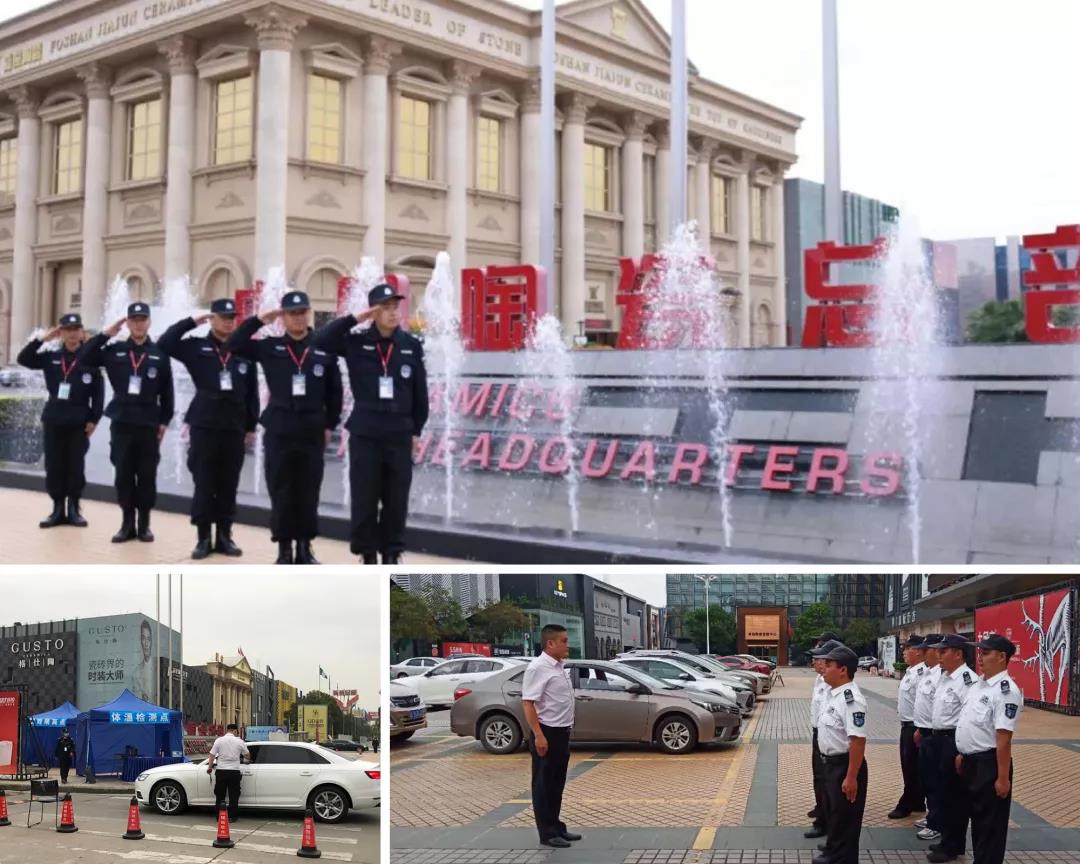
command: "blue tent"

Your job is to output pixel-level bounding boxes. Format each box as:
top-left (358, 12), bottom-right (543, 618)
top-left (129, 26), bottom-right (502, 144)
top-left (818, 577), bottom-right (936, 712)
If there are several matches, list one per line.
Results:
top-left (74, 690), bottom-right (184, 777)
top-left (22, 702), bottom-right (80, 767)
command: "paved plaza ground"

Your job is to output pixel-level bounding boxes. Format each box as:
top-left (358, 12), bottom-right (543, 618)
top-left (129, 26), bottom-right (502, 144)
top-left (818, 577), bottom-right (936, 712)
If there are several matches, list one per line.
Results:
top-left (389, 667), bottom-right (1080, 863)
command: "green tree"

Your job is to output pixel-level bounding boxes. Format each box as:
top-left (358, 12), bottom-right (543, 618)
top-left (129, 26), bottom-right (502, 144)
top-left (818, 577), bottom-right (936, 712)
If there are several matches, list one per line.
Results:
top-left (469, 599), bottom-right (531, 645)
top-left (966, 299), bottom-right (1027, 343)
top-left (390, 587), bottom-right (437, 645)
top-left (791, 602), bottom-right (836, 654)
top-left (682, 605), bottom-right (737, 655)
top-left (843, 617), bottom-right (881, 655)
top-left (421, 585), bottom-right (468, 639)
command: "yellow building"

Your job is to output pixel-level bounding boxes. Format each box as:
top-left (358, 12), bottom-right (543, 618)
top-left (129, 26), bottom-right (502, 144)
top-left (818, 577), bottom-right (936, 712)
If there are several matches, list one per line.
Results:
top-left (206, 652), bottom-right (251, 727)
top-left (275, 679), bottom-right (297, 727)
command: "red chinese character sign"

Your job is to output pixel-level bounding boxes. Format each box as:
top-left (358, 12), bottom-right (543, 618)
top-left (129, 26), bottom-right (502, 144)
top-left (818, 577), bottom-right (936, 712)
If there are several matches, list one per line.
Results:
top-left (801, 239), bottom-right (889, 348)
top-left (1022, 224), bottom-right (1080, 343)
top-left (461, 265), bottom-right (547, 351)
top-left (336, 273), bottom-right (412, 322)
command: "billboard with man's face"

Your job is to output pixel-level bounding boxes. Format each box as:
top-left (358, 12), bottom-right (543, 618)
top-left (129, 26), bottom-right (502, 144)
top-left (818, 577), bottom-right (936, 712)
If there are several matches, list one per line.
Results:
top-left (77, 614), bottom-right (181, 709)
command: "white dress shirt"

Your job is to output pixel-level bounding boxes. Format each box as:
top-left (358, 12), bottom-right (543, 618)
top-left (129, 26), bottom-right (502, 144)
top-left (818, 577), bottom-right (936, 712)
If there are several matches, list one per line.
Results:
top-left (956, 670), bottom-right (1023, 755)
top-left (931, 663), bottom-right (977, 729)
top-left (209, 733), bottom-right (249, 770)
top-left (522, 651), bottom-right (575, 728)
top-left (897, 661), bottom-right (925, 722)
top-left (913, 664), bottom-right (942, 728)
top-left (811, 673), bottom-right (830, 729)
top-left (816, 682), bottom-right (868, 756)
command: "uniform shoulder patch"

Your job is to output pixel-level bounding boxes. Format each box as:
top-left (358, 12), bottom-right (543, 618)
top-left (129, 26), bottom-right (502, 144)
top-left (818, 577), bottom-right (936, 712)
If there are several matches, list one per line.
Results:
top-left (1000, 680), bottom-right (1010, 693)
top-left (1004, 703), bottom-right (1018, 719)
top-left (962, 671), bottom-right (973, 685)
top-left (852, 711), bottom-right (865, 727)
top-left (844, 689), bottom-right (854, 704)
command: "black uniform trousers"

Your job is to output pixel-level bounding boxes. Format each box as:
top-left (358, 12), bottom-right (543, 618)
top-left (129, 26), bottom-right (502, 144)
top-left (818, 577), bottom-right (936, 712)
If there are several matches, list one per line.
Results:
top-left (43, 423), bottom-right (89, 500)
top-left (349, 433), bottom-right (413, 556)
top-left (109, 422), bottom-right (160, 511)
top-left (822, 752), bottom-right (868, 864)
top-left (917, 727), bottom-right (943, 832)
top-left (264, 429), bottom-right (325, 542)
top-left (811, 728), bottom-right (827, 829)
top-left (963, 750), bottom-right (1012, 864)
top-left (938, 730), bottom-right (968, 856)
top-left (187, 427), bottom-right (246, 527)
top-left (898, 720), bottom-right (925, 811)
top-left (529, 724), bottom-right (572, 842)
top-left (214, 769), bottom-right (243, 820)
top-left (58, 755), bottom-right (72, 784)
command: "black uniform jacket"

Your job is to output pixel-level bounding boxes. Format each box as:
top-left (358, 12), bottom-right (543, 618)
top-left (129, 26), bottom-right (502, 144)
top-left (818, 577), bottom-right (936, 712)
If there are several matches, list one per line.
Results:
top-left (77, 333), bottom-right (175, 429)
top-left (17, 340), bottom-right (104, 426)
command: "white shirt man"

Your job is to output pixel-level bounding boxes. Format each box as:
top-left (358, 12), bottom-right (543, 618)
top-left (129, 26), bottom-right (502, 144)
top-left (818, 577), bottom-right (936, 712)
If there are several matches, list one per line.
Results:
top-left (818, 680), bottom-right (869, 755)
top-left (522, 651), bottom-right (575, 728)
top-left (897, 659), bottom-right (926, 722)
top-left (913, 662), bottom-right (942, 729)
top-left (206, 725), bottom-right (249, 822)
top-left (931, 662), bottom-right (977, 730)
top-left (956, 668), bottom-right (1022, 754)
top-left (208, 730), bottom-right (249, 770)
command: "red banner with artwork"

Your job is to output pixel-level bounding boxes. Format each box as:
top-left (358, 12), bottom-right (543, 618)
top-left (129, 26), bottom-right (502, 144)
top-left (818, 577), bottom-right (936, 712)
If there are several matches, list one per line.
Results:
top-left (441, 642), bottom-right (492, 658)
top-left (0, 690), bottom-right (20, 774)
top-left (975, 587), bottom-right (1074, 707)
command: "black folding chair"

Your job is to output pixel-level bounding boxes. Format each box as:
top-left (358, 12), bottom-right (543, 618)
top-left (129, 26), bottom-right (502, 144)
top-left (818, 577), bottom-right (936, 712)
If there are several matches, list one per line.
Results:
top-left (27, 778), bottom-right (61, 828)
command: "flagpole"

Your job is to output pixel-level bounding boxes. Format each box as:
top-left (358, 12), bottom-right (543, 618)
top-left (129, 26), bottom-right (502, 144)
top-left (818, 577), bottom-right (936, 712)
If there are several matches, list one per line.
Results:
top-left (155, 575), bottom-right (161, 705)
top-left (822, 0), bottom-right (842, 242)
top-left (179, 574), bottom-right (184, 717)
top-left (168, 572), bottom-right (173, 709)
top-left (539, 0), bottom-right (556, 309)
top-left (669, 0), bottom-right (688, 234)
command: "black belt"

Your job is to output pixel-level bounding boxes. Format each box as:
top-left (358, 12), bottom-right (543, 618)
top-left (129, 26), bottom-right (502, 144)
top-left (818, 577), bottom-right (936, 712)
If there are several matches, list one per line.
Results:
top-left (932, 728), bottom-right (955, 737)
top-left (917, 727), bottom-right (933, 735)
top-left (961, 748), bottom-right (997, 759)
top-left (822, 753), bottom-right (850, 764)
top-left (901, 720), bottom-right (914, 727)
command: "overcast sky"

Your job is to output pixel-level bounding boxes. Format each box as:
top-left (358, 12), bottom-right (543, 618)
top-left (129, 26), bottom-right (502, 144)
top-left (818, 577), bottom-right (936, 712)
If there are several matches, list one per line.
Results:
top-left (0, 0), bottom-right (1072, 238)
top-left (594, 573), bottom-right (667, 607)
top-left (0, 569), bottom-right (382, 712)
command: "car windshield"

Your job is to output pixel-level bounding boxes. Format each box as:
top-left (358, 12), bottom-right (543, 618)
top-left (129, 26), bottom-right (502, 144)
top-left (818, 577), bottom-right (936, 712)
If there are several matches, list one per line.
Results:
top-left (609, 663), bottom-right (682, 691)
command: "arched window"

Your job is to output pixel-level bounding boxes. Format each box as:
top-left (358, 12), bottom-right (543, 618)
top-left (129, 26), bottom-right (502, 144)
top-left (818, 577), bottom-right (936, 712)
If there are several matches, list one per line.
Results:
top-left (203, 268), bottom-right (236, 303)
top-left (307, 267), bottom-right (343, 326)
top-left (753, 302), bottom-right (773, 347)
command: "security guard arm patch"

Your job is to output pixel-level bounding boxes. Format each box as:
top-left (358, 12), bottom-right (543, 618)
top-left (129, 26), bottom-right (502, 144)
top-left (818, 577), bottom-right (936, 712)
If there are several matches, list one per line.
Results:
top-left (1004, 703), bottom-right (1018, 719)
top-left (852, 711), bottom-right (865, 727)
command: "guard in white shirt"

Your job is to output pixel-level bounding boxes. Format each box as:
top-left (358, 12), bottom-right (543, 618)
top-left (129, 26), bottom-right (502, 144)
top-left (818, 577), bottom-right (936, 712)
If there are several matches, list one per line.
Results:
top-left (522, 624), bottom-right (580, 849)
top-left (807, 634), bottom-right (841, 839)
top-left (927, 633), bottom-right (978, 863)
top-left (206, 723), bottom-right (250, 823)
top-left (890, 635), bottom-right (927, 819)
top-left (955, 634), bottom-right (1022, 864)
top-left (814, 643), bottom-right (868, 864)
top-left (912, 634), bottom-right (944, 839)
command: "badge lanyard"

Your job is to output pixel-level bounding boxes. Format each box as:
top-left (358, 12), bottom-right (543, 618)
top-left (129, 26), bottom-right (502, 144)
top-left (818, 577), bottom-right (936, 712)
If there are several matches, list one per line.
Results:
top-left (57, 355), bottom-right (77, 401)
top-left (377, 342), bottom-right (394, 400)
top-left (215, 346), bottom-right (233, 392)
top-left (288, 344), bottom-right (310, 397)
top-left (128, 350), bottom-right (147, 396)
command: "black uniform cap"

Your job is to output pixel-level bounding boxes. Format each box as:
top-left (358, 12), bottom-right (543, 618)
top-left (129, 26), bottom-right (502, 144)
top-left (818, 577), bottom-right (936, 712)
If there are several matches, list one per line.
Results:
top-left (938, 633), bottom-right (973, 650)
top-left (922, 634), bottom-right (944, 646)
top-left (816, 631), bottom-right (842, 646)
top-left (819, 643), bottom-right (858, 665)
top-left (368, 282), bottom-right (405, 306)
top-left (903, 634), bottom-right (926, 648)
top-left (809, 639), bottom-right (843, 657)
top-left (127, 302), bottom-right (150, 318)
top-left (976, 633), bottom-right (1016, 658)
top-left (282, 291), bottom-right (311, 311)
top-left (210, 298), bottom-right (238, 316)
top-left (58, 313), bottom-right (82, 328)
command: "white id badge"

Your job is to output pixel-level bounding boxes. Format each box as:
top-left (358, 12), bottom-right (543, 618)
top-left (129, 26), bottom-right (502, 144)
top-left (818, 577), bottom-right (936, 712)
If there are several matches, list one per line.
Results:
top-left (219, 370), bottom-right (233, 392)
top-left (379, 376), bottom-right (394, 400)
top-left (128, 375), bottom-right (143, 396)
top-left (57, 382), bottom-right (71, 401)
top-left (292, 374), bottom-right (307, 397)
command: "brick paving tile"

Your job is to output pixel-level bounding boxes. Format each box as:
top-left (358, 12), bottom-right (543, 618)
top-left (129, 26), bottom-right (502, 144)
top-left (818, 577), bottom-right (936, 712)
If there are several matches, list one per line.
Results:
top-left (391, 852), bottom-right (550, 864)
top-left (620, 855), bottom-right (1080, 864)
top-left (1012, 744), bottom-right (1080, 827)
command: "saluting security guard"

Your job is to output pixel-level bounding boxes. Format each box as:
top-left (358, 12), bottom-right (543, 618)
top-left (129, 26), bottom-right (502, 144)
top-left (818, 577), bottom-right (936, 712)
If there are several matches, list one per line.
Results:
top-left (159, 299), bottom-right (259, 559)
top-left (17, 313), bottom-right (104, 528)
top-left (955, 634), bottom-right (1022, 864)
top-left (912, 634), bottom-right (944, 841)
top-left (227, 290), bottom-right (342, 565)
top-left (814, 643), bottom-right (868, 864)
top-left (890, 635), bottom-right (928, 819)
top-left (806, 632), bottom-right (842, 839)
top-left (313, 283), bottom-right (429, 565)
top-left (926, 633), bottom-right (977, 863)
top-left (78, 303), bottom-right (174, 543)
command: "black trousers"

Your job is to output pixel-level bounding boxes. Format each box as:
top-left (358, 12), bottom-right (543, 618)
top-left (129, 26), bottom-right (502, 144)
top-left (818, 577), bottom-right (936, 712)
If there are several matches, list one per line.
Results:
top-left (822, 753), bottom-right (868, 864)
top-left (897, 721), bottom-right (925, 811)
top-left (811, 729), bottom-right (827, 829)
top-left (187, 427), bottom-right (246, 527)
top-left (963, 751), bottom-right (1012, 864)
top-left (938, 731), bottom-right (968, 856)
top-left (109, 423), bottom-right (160, 511)
top-left (214, 768), bottom-right (242, 820)
top-left (58, 755), bottom-right (72, 783)
top-left (917, 728), bottom-right (943, 831)
top-left (264, 429), bottom-right (325, 541)
top-left (349, 433), bottom-right (413, 556)
top-left (529, 724), bottom-right (571, 842)
top-left (43, 423), bottom-right (88, 500)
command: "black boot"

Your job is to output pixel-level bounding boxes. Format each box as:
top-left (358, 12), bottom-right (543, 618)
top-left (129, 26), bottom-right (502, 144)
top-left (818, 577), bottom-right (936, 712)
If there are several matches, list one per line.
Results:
top-left (295, 540), bottom-right (320, 565)
top-left (66, 497), bottom-right (87, 527)
top-left (214, 523), bottom-right (243, 557)
top-left (191, 525), bottom-right (212, 560)
top-left (111, 509), bottom-right (136, 543)
top-left (382, 552), bottom-right (401, 565)
top-left (361, 553), bottom-right (378, 565)
top-left (136, 509), bottom-right (154, 542)
top-left (39, 498), bottom-right (66, 528)
top-left (275, 541), bottom-right (293, 565)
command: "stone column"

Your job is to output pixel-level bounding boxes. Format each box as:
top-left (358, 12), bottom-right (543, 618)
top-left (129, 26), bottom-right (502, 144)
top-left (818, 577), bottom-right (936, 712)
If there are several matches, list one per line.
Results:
top-left (621, 111), bottom-right (647, 261)
top-left (76, 63), bottom-right (112, 325)
top-left (736, 164), bottom-right (752, 347)
top-left (10, 86), bottom-right (40, 348)
top-left (245, 4), bottom-right (306, 282)
top-left (559, 94), bottom-right (592, 338)
top-left (361, 36), bottom-right (400, 266)
top-left (159, 36), bottom-right (196, 286)
top-left (694, 138), bottom-right (716, 253)
top-left (446, 61), bottom-right (479, 274)
top-left (653, 125), bottom-right (670, 247)
top-left (519, 78), bottom-right (541, 267)
top-left (771, 176), bottom-right (786, 345)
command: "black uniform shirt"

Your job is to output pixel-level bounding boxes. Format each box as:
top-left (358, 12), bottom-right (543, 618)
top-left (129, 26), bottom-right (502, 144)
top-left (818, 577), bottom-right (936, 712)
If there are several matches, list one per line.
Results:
top-left (77, 333), bottom-right (175, 428)
top-left (158, 318), bottom-right (259, 433)
top-left (55, 735), bottom-right (76, 759)
top-left (16, 340), bottom-right (104, 427)
top-left (226, 316), bottom-right (343, 437)
top-left (312, 316), bottom-right (429, 438)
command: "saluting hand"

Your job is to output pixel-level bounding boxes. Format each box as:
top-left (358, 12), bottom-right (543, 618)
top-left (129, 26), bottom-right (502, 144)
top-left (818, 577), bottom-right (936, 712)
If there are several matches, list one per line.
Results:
top-left (995, 777), bottom-right (1010, 798)
top-left (355, 308), bottom-right (377, 323)
top-left (42, 326), bottom-right (63, 342)
top-left (842, 776), bottom-right (858, 803)
top-left (104, 318), bottom-right (126, 338)
top-left (192, 313), bottom-right (213, 325)
top-left (259, 309), bottom-right (283, 325)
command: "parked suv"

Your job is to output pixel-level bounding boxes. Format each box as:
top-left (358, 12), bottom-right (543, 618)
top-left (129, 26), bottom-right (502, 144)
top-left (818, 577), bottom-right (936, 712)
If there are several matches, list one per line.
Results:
top-left (390, 680), bottom-right (427, 742)
top-left (619, 649), bottom-right (767, 696)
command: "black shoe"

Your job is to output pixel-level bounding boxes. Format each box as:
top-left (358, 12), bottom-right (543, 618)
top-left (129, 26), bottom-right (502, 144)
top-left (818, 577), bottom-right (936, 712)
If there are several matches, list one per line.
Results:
top-left (215, 525), bottom-right (243, 557)
top-left (112, 510), bottom-right (136, 543)
top-left (66, 498), bottom-right (87, 527)
top-left (817, 843), bottom-right (828, 852)
top-left (540, 837), bottom-right (572, 848)
top-left (560, 831), bottom-right (582, 842)
top-left (807, 808), bottom-right (820, 820)
top-left (804, 826), bottom-right (827, 838)
top-left (295, 540), bottom-right (320, 565)
top-left (136, 509), bottom-right (154, 542)
top-left (888, 808), bottom-right (912, 820)
top-left (191, 538), bottom-right (212, 560)
top-left (928, 845), bottom-right (943, 854)
top-left (361, 554), bottom-right (378, 565)
top-left (382, 552), bottom-right (401, 565)
top-left (926, 852), bottom-right (957, 863)
top-left (276, 541), bottom-right (293, 565)
top-left (39, 499), bottom-right (66, 528)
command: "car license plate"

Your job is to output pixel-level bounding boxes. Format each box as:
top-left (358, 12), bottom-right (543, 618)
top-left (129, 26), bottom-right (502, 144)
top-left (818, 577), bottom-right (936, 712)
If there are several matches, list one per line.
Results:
top-left (408, 709), bottom-right (423, 720)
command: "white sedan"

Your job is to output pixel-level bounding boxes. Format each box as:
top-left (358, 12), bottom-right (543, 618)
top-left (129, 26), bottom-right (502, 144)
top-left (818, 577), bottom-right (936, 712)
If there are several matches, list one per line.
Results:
top-left (390, 656), bottom-right (447, 679)
top-left (395, 656), bottom-right (525, 708)
top-left (135, 741), bottom-right (379, 823)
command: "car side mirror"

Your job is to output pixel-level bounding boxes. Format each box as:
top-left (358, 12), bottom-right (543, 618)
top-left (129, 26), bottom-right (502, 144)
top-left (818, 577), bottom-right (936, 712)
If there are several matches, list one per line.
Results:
top-left (626, 683), bottom-right (649, 695)
top-left (678, 673), bottom-right (694, 681)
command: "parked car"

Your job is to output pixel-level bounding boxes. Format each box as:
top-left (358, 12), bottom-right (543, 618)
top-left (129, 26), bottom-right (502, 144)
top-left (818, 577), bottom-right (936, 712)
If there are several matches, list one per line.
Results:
top-left (390, 679), bottom-right (427, 741)
top-left (731, 654), bottom-right (777, 669)
top-left (619, 649), bottom-right (766, 695)
top-left (319, 738), bottom-right (368, 752)
top-left (0, 367), bottom-right (29, 388)
top-left (715, 655), bottom-right (774, 676)
top-left (390, 656), bottom-right (446, 679)
top-left (706, 656), bottom-right (773, 692)
top-left (134, 741), bottom-right (379, 823)
top-left (613, 656), bottom-right (754, 715)
top-left (450, 659), bottom-right (741, 756)
top-left (857, 656), bottom-right (880, 670)
top-left (395, 656), bottom-right (526, 709)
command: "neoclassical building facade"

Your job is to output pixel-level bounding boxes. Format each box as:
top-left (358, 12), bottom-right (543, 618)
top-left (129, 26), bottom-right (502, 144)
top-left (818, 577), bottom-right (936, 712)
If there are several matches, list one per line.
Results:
top-left (0, 0), bottom-right (800, 361)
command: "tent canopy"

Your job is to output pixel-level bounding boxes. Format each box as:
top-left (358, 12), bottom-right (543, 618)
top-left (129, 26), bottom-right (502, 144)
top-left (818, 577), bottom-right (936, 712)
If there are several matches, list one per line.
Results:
top-left (22, 701), bottom-right (80, 767)
top-left (74, 690), bottom-right (184, 776)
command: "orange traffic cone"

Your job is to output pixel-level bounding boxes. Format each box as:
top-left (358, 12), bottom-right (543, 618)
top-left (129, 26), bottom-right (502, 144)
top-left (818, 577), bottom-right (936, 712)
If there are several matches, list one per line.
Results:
top-left (57, 793), bottom-right (78, 833)
top-left (212, 805), bottom-right (234, 849)
top-left (123, 795), bottom-right (145, 840)
top-left (296, 808), bottom-right (322, 858)
top-left (0, 789), bottom-right (10, 827)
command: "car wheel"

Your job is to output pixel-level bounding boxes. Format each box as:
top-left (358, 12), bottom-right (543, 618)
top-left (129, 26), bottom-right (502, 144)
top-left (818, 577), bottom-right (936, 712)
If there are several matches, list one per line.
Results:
top-left (309, 785), bottom-right (351, 824)
top-left (393, 731), bottom-right (415, 742)
top-left (395, 672), bottom-right (408, 679)
top-left (150, 779), bottom-right (187, 815)
top-left (654, 714), bottom-right (698, 755)
top-left (478, 714), bottom-right (522, 754)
